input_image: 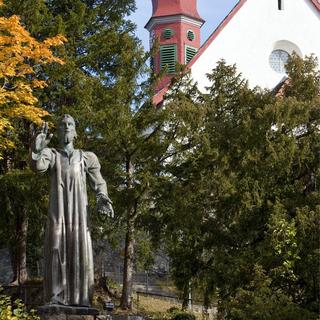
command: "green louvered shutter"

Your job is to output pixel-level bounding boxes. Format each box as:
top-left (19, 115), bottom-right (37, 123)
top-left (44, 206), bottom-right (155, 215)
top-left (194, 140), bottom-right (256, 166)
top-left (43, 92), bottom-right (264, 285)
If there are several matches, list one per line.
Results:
top-left (185, 45), bottom-right (197, 64)
top-left (160, 44), bottom-right (177, 74)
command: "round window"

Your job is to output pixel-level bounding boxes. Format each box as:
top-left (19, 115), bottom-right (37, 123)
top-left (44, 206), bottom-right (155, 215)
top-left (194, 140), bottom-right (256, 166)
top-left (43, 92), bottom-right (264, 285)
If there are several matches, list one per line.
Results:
top-left (187, 30), bottom-right (195, 41)
top-left (269, 49), bottom-right (289, 74)
top-left (163, 28), bottom-right (174, 39)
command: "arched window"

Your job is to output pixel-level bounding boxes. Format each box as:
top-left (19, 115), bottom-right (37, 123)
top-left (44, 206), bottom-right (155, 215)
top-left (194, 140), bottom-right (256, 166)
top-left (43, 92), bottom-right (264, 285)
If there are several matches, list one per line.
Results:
top-left (278, 0), bottom-right (284, 10)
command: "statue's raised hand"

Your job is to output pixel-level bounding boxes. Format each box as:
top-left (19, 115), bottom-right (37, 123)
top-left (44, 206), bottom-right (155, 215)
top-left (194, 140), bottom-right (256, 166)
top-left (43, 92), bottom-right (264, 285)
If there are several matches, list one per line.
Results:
top-left (33, 122), bottom-right (53, 153)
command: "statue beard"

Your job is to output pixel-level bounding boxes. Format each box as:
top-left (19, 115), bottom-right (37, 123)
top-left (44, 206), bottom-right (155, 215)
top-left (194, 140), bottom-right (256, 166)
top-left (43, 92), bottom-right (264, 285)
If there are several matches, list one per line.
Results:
top-left (60, 132), bottom-right (75, 145)
top-left (64, 133), bottom-right (72, 144)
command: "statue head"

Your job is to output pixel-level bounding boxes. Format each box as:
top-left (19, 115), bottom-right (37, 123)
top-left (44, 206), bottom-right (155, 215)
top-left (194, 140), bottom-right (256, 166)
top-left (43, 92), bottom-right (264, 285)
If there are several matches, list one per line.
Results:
top-left (57, 114), bottom-right (77, 145)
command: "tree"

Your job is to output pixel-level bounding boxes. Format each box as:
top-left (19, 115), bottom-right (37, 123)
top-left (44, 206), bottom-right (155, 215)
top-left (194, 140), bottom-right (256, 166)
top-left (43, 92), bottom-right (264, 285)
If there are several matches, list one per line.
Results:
top-left (1, 0), bottom-right (159, 309)
top-left (0, 171), bottom-right (47, 284)
top-left (152, 56), bottom-right (319, 318)
top-left (0, 1), bottom-right (65, 284)
top-left (142, 69), bottom-right (211, 309)
top-left (82, 65), bottom-right (204, 309)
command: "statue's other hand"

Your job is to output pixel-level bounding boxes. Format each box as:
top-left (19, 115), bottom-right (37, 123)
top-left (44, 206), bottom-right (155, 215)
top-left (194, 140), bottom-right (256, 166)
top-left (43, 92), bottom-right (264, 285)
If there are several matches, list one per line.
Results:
top-left (33, 122), bottom-right (53, 153)
top-left (97, 195), bottom-right (114, 218)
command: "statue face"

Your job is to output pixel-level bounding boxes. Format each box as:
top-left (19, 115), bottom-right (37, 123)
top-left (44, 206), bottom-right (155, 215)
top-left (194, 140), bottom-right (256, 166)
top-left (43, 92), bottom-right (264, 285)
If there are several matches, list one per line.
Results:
top-left (58, 115), bottom-right (77, 145)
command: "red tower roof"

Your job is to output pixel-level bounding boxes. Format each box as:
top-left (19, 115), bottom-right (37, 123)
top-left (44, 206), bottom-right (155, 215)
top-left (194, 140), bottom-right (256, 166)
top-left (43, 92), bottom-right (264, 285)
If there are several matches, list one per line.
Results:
top-left (150, 0), bottom-right (204, 21)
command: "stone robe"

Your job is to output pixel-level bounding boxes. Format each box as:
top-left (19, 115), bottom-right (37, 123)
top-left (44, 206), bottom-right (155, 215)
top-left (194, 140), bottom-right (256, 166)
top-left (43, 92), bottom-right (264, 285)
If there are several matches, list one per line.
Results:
top-left (30, 148), bottom-right (108, 306)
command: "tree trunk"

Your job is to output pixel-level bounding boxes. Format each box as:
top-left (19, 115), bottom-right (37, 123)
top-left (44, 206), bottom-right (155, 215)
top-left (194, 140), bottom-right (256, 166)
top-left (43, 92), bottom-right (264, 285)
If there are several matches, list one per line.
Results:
top-left (120, 158), bottom-right (136, 310)
top-left (10, 207), bottom-right (28, 284)
top-left (182, 282), bottom-right (190, 310)
top-left (120, 213), bottom-right (135, 309)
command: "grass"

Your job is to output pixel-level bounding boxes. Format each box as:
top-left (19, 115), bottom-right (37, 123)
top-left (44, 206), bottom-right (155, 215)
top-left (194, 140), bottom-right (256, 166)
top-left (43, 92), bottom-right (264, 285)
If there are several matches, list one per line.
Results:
top-left (135, 294), bottom-right (181, 314)
top-left (133, 294), bottom-right (214, 320)
top-left (93, 281), bottom-right (216, 320)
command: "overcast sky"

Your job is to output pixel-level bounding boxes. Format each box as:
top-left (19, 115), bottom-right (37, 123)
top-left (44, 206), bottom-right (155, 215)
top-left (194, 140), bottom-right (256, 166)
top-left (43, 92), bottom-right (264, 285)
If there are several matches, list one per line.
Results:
top-left (130, 0), bottom-right (239, 51)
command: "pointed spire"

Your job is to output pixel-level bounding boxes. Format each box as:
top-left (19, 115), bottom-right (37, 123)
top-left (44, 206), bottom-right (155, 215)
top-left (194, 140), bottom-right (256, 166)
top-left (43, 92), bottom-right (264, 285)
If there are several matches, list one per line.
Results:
top-left (145, 0), bottom-right (204, 94)
top-left (150, 0), bottom-right (204, 21)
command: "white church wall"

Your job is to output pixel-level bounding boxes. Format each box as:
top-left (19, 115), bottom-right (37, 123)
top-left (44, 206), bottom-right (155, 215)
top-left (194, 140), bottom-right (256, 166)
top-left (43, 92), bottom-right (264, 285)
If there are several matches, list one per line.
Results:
top-left (191, 0), bottom-right (320, 91)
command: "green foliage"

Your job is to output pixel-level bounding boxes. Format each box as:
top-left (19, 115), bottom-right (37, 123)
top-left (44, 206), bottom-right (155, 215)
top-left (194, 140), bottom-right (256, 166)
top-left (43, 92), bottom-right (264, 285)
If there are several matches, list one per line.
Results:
top-left (0, 0), bottom-right (148, 295)
top-left (147, 307), bottom-right (196, 320)
top-left (152, 55), bottom-right (320, 317)
top-left (1, 0), bottom-right (146, 132)
top-left (0, 170), bottom-right (47, 273)
top-left (1, 2), bottom-right (319, 316)
top-left (283, 54), bottom-right (320, 100)
top-left (1, 0), bottom-right (183, 308)
top-left (169, 310), bottom-right (196, 320)
top-left (0, 287), bottom-right (39, 320)
top-left (226, 265), bottom-right (318, 320)
top-left (135, 231), bottom-right (155, 271)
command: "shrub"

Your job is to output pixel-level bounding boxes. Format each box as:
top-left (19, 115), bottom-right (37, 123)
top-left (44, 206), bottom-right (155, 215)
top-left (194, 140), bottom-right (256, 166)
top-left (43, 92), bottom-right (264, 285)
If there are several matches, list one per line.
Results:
top-left (0, 287), bottom-right (39, 320)
top-left (225, 266), bottom-right (319, 320)
top-left (167, 308), bottom-right (196, 320)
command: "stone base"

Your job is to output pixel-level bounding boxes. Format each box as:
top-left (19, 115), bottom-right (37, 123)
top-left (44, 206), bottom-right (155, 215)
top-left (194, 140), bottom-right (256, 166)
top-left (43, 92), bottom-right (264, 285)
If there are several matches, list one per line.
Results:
top-left (38, 304), bottom-right (99, 319)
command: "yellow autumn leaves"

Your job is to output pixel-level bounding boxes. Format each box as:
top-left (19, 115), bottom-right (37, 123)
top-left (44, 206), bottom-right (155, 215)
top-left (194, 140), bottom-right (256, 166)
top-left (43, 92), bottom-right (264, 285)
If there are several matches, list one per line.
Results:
top-left (0, 0), bottom-right (66, 157)
top-left (0, 305), bottom-right (39, 320)
top-left (0, 286), bottom-right (39, 320)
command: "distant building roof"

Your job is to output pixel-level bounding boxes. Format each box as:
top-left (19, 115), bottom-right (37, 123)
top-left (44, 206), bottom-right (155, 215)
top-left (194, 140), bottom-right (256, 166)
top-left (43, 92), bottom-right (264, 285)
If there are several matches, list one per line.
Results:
top-left (152, 0), bottom-right (320, 104)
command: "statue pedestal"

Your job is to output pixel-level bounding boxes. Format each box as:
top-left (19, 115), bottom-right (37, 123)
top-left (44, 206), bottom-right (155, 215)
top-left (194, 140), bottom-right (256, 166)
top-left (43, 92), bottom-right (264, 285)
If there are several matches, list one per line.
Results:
top-left (38, 304), bottom-right (99, 320)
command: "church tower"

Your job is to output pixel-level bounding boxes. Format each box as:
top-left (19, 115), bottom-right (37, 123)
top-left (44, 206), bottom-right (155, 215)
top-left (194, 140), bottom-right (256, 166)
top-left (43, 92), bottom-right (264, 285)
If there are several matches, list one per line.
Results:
top-left (145, 0), bottom-right (204, 89)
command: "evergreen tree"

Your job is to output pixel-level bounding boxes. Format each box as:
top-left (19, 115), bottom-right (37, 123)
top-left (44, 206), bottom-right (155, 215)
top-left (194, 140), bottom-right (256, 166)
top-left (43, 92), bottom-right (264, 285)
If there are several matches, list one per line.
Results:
top-left (153, 56), bottom-right (319, 318)
top-left (0, 171), bottom-right (47, 284)
top-left (83, 66), bottom-right (204, 308)
top-left (0, 0), bottom-right (144, 297)
top-left (0, 0), bottom-right (183, 310)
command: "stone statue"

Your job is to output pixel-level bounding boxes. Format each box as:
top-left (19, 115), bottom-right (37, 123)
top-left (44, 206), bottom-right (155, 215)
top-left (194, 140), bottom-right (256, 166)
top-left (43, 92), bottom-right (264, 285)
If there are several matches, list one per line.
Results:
top-left (30, 115), bottom-right (113, 308)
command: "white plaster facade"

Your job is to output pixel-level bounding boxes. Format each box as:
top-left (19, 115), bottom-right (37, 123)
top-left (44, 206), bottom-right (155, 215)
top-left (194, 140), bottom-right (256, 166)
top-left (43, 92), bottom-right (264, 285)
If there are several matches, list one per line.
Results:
top-left (190, 0), bottom-right (320, 91)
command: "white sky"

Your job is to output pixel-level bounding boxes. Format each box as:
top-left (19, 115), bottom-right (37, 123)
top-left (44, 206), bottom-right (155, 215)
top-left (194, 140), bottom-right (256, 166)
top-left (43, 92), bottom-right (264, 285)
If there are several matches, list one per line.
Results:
top-left (130, 0), bottom-right (239, 51)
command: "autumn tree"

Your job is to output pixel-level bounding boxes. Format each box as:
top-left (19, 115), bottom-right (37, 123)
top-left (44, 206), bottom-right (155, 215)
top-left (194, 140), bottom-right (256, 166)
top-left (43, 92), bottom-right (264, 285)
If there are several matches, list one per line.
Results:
top-left (0, 1), bottom-right (65, 284)
top-left (0, 3), bottom-right (65, 158)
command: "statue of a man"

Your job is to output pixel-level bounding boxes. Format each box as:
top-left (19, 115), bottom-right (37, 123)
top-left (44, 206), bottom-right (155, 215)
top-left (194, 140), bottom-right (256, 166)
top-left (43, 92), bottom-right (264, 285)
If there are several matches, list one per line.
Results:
top-left (30, 114), bottom-right (113, 307)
